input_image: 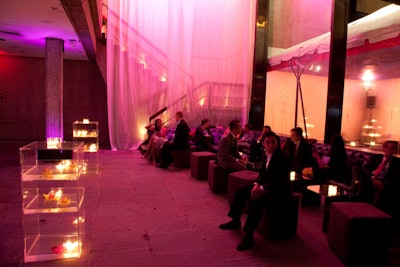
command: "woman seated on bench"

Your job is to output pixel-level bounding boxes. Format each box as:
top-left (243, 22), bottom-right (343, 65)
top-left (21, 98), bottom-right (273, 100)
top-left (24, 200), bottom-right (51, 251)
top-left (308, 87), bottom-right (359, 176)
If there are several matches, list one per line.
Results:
top-left (142, 118), bottom-right (167, 164)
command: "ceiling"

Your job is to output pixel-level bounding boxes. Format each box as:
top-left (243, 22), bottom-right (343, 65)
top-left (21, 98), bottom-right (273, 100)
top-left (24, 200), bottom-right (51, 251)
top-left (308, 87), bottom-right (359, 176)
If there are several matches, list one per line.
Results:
top-left (0, 0), bottom-right (90, 60)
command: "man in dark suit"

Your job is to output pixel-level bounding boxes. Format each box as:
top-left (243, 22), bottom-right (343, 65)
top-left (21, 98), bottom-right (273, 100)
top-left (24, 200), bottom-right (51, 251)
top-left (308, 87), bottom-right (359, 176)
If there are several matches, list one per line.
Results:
top-left (219, 131), bottom-right (291, 251)
top-left (156, 111), bottom-right (190, 169)
top-left (217, 120), bottom-right (247, 172)
top-left (352, 141), bottom-right (400, 215)
top-left (284, 127), bottom-right (317, 174)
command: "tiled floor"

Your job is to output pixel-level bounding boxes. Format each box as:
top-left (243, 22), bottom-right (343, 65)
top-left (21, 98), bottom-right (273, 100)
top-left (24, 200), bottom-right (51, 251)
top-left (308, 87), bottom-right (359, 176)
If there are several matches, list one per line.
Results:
top-left (0, 143), bottom-right (397, 266)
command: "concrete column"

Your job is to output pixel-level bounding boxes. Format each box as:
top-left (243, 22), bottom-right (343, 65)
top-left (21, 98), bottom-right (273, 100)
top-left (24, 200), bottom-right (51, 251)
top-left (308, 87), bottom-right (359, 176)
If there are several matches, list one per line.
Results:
top-left (324, 0), bottom-right (349, 143)
top-left (45, 38), bottom-right (64, 140)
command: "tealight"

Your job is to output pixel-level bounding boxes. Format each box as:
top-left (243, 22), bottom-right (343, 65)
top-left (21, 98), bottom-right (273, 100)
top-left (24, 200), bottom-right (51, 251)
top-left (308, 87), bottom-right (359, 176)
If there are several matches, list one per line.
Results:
top-left (328, 185), bottom-right (337, 196)
top-left (47, 137), bottom-right (62, 149)
top-left (89, 143), bottom-right (97, 152)
top-left (370, 141), bottom-right (376, 146)
top-left (290, 171), bottom-right (296, 181)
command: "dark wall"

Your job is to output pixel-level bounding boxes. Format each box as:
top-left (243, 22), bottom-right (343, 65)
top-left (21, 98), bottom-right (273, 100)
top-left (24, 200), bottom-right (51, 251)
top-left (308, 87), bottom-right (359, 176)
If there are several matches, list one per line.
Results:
top-left (0, 55), bottom-right (109, 149)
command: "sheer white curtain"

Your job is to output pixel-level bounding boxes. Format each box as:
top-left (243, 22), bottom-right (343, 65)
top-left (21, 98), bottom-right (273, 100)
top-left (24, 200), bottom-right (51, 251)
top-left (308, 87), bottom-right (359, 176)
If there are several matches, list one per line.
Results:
top-left (107, 0), bottom-right (256, 150)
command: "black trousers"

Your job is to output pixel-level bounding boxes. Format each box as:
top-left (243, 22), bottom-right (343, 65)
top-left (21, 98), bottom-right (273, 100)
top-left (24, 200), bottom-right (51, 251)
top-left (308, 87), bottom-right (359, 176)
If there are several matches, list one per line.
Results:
top-left (228, 184), bottom-right (271, 235)
top-left (160, 142), bottom-right (177, 165)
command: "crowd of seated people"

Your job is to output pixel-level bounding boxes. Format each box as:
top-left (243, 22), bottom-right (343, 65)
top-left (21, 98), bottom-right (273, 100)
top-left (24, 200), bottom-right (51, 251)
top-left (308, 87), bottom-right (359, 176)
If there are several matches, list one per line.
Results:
top-left (156, 111), bottom-right (190, 169)
top-left (139, 114), bottom-right (400, 251)
top-left (219, 130), bottom-right (292, 251)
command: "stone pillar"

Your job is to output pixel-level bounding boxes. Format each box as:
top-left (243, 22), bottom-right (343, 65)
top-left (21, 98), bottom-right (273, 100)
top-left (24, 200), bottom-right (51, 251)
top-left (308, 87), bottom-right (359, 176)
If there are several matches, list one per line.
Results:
top-left (324, 0), bottom-right (349, 143)
top-left (248, 0), bottom-right (268, 130)
top-left (45, 38), bottom-right (64, 140)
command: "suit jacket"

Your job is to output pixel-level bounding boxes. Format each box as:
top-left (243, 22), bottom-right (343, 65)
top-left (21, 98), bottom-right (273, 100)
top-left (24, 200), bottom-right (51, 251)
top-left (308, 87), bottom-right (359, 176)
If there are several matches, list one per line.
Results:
top-left (362, 154), bottom-right (400, 184)
top-left (173, 119), bottom-right (190, 150)
top-left (286, 138), bottom-right (317, 174)
top-left (256, 148), bottom-right (292, 200)
top-left (363, 155), bottom-right (400, 217)
top-left (217, 133), bottom-right (241, 169)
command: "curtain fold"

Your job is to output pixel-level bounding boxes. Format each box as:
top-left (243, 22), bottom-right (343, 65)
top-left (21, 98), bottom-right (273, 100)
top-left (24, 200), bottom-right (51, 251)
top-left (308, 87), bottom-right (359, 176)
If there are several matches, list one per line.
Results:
top-left (107, 0), bottom-right (256, 150)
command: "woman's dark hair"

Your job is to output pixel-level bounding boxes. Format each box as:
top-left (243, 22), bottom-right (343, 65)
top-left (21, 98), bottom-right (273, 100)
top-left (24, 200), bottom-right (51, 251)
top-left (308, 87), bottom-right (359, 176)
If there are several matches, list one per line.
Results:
top-left (154, 119), bottom-right (162, 131)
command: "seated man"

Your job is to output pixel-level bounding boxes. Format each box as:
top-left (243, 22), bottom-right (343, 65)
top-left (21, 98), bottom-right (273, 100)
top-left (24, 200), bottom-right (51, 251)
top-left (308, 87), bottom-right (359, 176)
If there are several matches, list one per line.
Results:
top-left (194, 118), bottom-right (212, 151)
top-left (352, 140), bottom-right (400, 211)
top-left (237, 123), bottom-right (256, 152)
top-left (249, 125), bottom-right (271, 162)
top-left (156, 111), bottom-right (190, 169)
top-left (217, 120), bottom-right (247, 173)
top-left (284, 127), bottom-right (317, 175)
top-left (219, 131), bottom-right (291, 251)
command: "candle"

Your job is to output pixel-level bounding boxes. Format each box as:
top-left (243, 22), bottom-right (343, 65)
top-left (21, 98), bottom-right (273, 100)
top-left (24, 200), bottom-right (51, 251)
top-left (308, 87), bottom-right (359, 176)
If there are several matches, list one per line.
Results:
top-left (89, 143), bottom-right (97, 152)
top-left (47, 137), bottom-right (62, 148)
top-left (350, 141), bottom-right (356, 147)
top-left (55, 160), bottom-right (72, 172)
top-left (82, 118), bottom-right (90, 124)
top-left (290, 171), bottom-right (296, 181)
top-left (328, 185), bottom-right (337, 196)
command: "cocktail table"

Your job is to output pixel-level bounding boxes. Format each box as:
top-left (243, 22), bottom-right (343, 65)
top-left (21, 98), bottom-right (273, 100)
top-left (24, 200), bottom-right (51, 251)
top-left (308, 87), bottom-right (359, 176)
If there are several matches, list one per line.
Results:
top-left (306, 182), bottom-right (354, 232)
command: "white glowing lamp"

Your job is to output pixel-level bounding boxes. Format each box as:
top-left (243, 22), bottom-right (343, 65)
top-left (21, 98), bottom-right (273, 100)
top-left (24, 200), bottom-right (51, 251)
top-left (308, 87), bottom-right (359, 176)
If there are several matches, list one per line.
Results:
top-left (350, 141), bottom-right (356, 147)
top-left (328, 185), bottom-right (337, 196)
top-left (370, 141), bottom-right (376, 146)
top-left (82, 118), bottom-right (90, 124)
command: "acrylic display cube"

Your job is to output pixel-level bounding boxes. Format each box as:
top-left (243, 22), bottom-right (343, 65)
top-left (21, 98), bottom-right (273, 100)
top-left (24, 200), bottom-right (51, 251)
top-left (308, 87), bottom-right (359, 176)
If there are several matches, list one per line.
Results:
top-left (20, 141), bottom-right (85, 263)
top-left (73, 120), bottom-right (99, 174)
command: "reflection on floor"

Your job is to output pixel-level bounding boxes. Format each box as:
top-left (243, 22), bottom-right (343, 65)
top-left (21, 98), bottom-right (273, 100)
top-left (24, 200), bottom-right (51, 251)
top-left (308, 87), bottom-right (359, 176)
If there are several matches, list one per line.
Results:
top-left (0, 143), bottom-right (398, 266)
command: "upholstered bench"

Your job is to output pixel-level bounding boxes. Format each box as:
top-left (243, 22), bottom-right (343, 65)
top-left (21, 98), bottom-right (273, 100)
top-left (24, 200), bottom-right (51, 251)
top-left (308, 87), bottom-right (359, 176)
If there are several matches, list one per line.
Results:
top-left (190, 151), bottom-right (217, 180)
top-left (227, 170), bottom-right (259, 206)
top-left (208, 160), bottom-right (229, 193)
top-left (173, 148), bottom-right (191, 169)
top-left (327, 202), bottom-right (392, 266)
top-left (256, 192), bottom-right (300, 239)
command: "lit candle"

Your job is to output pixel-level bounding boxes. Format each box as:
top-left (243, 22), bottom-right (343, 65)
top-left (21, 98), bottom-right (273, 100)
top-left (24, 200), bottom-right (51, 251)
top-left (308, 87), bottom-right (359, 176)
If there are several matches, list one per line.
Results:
top-left (47, 137), bottom-right (62, 148)
top-left (350, 141), bottom-right (356, 147)
top-left (290, 171), bottom-right (296, 181)
top-left (328, 185), bottom-right (337, 196)
top-left (55, 160), bottom-right (72, 172)
top-left (62, 240), bottom-right (80, 258)
top-left (89, 143), bottom-right (97, 152)
top-left (370, 141), bottom-right (376, 146)
top-left (82, 118), bottom-right (90, 124)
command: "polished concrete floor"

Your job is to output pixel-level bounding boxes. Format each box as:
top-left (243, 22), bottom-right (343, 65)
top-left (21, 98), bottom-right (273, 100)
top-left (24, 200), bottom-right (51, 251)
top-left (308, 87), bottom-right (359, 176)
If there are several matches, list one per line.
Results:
top-left (0, 143), bottom-right (398, 266)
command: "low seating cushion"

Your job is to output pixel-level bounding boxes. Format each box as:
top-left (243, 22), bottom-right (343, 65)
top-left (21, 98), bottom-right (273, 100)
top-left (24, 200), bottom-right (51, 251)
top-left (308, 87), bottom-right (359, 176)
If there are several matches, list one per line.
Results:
top-left (208, 160), bottom-right (229, 193)
top-left (327, 202), bottom-right (391, 266)
top-left (190, 151), bottom-right (217, 180)
top-left (227, 170), bottom-right (259, 206)
top-left (257, 192), bottom-right (300, 239)
top-left (173, 148), bottom-right (191, 169)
